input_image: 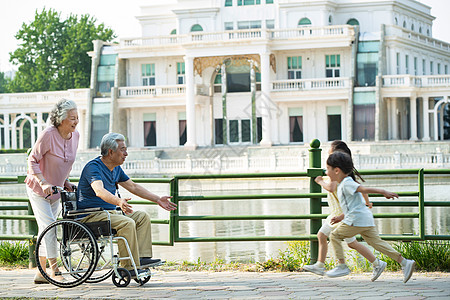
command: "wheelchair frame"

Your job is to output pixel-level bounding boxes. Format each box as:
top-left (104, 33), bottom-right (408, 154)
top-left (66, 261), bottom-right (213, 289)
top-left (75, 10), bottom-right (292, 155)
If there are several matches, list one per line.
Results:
top-left (35, 187), bottom-right (155, 288)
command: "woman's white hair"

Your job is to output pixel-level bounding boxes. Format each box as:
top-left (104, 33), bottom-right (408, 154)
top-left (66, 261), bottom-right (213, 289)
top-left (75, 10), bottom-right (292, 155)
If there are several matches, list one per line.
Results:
top-left (49, 99), bottom-right (77, 127)
top-left (100, 133), bottom-right (125, 156)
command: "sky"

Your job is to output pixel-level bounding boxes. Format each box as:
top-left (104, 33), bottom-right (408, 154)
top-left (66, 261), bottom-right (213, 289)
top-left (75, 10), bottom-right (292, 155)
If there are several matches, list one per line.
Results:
top-left (0, 0), bottom-right (449, 73)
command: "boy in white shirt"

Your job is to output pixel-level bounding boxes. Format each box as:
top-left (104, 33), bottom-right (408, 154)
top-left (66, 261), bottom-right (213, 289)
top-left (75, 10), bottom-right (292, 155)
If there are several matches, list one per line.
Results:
top-left (326, 151), bottom-right (416, 283)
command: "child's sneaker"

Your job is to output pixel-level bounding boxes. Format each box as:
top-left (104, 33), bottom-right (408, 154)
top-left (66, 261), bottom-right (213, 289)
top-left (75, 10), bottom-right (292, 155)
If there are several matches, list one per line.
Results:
top-left (402, 259), bottom-right (416, 283)
top-left (303, 264), bottom-right (325, 276)
top-left (371, 259), bottom-right (387, 282)
top-left (326, 264), bottom-right (350, 278)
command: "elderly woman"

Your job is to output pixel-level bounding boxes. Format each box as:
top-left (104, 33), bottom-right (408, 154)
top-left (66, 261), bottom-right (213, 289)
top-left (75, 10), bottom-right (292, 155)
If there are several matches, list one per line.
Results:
top-left (25, 99), bottom-right (79, 284)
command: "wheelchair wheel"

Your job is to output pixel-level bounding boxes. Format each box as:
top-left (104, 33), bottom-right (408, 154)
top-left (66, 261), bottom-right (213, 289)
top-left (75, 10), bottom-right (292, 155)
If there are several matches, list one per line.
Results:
top-left (35, 220), bottom-right (98, 288)
top-left (112, 268), bottom-right (131, 287)
top-left (134, 274), bottom-right (151, 286)
top-left (85, 237), bottom-right (114, 283)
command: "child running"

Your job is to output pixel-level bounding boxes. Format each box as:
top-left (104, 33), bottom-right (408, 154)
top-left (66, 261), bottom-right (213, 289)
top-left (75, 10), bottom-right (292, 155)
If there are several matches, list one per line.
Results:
top-left (326, 151), bottom-right (416, 283)
top-left (303, 141), bottom-right (386, 281)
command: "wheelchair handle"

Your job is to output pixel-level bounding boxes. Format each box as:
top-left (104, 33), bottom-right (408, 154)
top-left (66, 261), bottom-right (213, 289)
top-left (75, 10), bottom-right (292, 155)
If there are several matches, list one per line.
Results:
top-left (45, 185), bottom-right (75, 199)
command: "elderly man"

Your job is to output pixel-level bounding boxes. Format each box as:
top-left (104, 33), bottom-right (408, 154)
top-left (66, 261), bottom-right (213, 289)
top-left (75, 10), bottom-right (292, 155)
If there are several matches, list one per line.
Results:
top-left (77, 132), bottom-right (177, 274)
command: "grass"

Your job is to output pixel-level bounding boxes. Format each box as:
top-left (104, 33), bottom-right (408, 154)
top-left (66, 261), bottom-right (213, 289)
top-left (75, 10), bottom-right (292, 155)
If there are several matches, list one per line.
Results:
top-left (1, 240), bottom-right (448, 273)
top-left (0, 241), bottom-right (29, 268)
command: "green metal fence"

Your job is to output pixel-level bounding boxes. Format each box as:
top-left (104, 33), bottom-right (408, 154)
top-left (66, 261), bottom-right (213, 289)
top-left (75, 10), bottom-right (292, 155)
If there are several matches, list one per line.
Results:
top-left (1, 139), bottom-right (449, 268)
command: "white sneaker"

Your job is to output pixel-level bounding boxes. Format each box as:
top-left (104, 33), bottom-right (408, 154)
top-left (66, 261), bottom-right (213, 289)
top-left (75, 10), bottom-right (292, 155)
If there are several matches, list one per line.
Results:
top-left (303, 264), bottom-right (325, 276)
top-left (402, 259), bottom-right (416, 283)
top-left (371, 259), bottom-right (387, 282)
top-left (326, 265), bottom-right (351, 278)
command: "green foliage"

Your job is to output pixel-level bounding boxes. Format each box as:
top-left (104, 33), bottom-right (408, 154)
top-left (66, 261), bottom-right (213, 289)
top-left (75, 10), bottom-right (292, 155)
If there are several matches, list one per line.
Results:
top-left (0, 241), bottom-right (29, 266)
top-left (0, 72), bottom-right (11, 93)
top-left (258, 241), bottom-right (311, 271)
top-left (380, 240), bottom-right (450, 272)
top-left (0, 149), bottom-right (28, 153)
top-left (8, 8), bottom-right (116, 93)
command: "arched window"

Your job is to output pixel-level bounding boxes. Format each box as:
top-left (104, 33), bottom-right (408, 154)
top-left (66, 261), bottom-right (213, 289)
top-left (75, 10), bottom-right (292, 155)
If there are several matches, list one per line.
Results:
top-left (190, 24), bottom-right (203, 32)
top-left (298, 18), bottom-right (312, 26)
top-left (394, 17), bottom-right (398, 25)
top-left (403, 21), bottom-right (407, 28)
top-left (411, 24), bottom-right (414, 31)
top-left (427, 29), bottom-right (430, 36)
top-left (170, 29), bottom-right (177, 35)
top-left (347, 18), bottom-right (359, 26)
top-left (328, 15), bottom-right (332, 25)
top-left (419, 26), bottom-right (422, 34)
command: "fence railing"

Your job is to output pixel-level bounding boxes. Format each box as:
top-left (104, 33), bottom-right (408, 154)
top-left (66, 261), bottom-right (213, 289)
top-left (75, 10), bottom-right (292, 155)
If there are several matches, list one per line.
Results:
top-left (1, 140), bottom-right (449, 268)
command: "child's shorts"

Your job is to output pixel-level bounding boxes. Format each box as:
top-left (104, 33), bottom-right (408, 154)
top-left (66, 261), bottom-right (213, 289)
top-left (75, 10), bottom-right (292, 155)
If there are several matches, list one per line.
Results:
top-left (319, 222), bottom-right (356, 243)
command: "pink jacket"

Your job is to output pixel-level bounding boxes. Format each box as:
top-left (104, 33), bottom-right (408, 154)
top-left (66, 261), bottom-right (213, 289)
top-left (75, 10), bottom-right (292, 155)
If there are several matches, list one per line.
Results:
top-left (25, 126), bottom-right (79, 200)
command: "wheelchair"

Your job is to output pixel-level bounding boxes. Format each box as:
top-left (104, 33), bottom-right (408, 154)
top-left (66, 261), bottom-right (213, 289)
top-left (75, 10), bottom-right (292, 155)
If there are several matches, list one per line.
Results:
top-left (35, 186), bottom-right (160, 288)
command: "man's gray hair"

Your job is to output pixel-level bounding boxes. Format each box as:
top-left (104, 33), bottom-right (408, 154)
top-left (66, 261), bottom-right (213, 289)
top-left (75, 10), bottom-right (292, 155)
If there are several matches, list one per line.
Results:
top-left (100, 133), bottom-right (125, 156)
top-left (50, 99), bottom-right (77, 127)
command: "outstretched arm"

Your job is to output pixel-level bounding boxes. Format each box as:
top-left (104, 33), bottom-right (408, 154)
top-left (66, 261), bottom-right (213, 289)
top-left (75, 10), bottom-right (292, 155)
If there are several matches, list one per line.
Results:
top-left (91, 180), bottom-right (133, 214)
top-left (362, 193), bottom-right (373, 209)
top-left (356, 186), bottom-right (398, 200)
top-left (119, 179), bottom-right (177, 211)
top-left (315, 176), bottom-right (337, 193)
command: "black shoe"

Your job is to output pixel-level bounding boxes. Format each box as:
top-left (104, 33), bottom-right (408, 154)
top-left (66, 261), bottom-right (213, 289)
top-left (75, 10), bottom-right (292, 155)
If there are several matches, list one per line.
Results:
top-left (140, 257), bottom-right (162, 267)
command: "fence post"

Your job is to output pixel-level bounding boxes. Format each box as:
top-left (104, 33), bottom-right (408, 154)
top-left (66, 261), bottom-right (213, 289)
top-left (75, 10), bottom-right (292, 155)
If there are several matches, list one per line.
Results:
top-left (308, 139), bottom-right (322, 263)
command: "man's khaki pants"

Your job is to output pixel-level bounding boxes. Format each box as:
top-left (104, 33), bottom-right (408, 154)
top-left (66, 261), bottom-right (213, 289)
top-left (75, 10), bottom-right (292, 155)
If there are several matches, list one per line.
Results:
top-left (330, 223), bottom-right (402, 262)
top-left (81, 210), bottom-right (153, 270)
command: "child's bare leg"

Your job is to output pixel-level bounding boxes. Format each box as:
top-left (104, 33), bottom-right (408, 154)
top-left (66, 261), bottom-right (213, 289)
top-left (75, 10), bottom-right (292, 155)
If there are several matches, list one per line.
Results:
top-left (317, 232), bottom-right (328, 263)
top-left (347, 240), bottom-right (376, 262)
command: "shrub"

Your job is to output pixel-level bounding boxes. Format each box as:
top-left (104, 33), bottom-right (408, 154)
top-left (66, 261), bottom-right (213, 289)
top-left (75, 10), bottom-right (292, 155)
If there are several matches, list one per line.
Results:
top-left (0, 241), bottom-right (29, 266)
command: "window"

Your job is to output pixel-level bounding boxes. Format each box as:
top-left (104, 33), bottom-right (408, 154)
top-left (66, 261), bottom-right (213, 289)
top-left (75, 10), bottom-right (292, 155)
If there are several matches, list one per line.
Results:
top-left (394, 17), bottom-right (398, 25)
top-left (353, 92), bottom-right (375, 141)
top-left (327, 106), bottom-right (342, 141)
top-left (328, 15), bottom-right (332, 25)
top-left (97, 53), bottom-right (116, 97)
top-left (414, 57), bottom-right (417, 75)
top-left (347, 18), bottom-right (359, 26)
top-left (422, 59), bottom-right (426, 75)
top-left (242, 119), bottom-right (251, 142)
top-left (142, 64), bottom-right (155, 86)
top-left (170, 29), bottom-right (177, 35)
top-left (396, 53), bottom-right (400, 74)
top-left (229, 120), bottom-right (239, 143)
top-left (403, 21), bottom-right (407, 28)
top-left (178, 112), bottom-right (186, 146)
top-left (430, 62), bottom-right (434, 75)
top-left (238, 0), bottom-right (261, 5)
top-left (356, 41), bottom-right (379, 86)
top-left (266, 0), bottom-right (273, 3)
top-left (266, 19), bottom-right (275, 29)
top-left (405, 55), bottom-right (409, 74)
top-left (287, 56), bottom-right (302, 79)
top-left (225, 0), bottom-right (233, 6)
top-left (176, 62), bottom-right (185, 84)
top-left (445, 65), bottom-right (448, 75)
top-left (238, 20), bottom-right (261, 29)
top-left (325, 55), bottom-right (340, 78)
top-left (298, 18), bottom-right (311, 26)
top-left (419, 27), bottom-right (422, 34)
top-left (289, 108), bottom-right (303, 143)
top-left (90, 100), bottom-right (110, 148)
top-left (438, 63), bottom-right (441, 75)
top-left (224, 22), bottom-right (234, 30)
top-left (143, 113), bottom-right (156, 147)
top-left (215, 119), bottom-right (224, 144)
top-left (411, 24), bottom-right (414, 31)
top-left (229, 120), bottom-right (251, 143)
top-left (190, 24), bottom-right (203, 32)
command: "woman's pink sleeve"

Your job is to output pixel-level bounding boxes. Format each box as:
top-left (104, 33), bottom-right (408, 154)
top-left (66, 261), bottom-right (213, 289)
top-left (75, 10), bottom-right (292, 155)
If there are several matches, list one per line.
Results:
top-left (28, 131), bottom-right (51, 175)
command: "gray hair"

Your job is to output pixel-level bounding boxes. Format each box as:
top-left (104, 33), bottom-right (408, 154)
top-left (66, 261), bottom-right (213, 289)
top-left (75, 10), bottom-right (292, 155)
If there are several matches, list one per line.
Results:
top-left (50, 99), bottom-right (77, 127)
top-left (100, 133), bottom-right (125, 156)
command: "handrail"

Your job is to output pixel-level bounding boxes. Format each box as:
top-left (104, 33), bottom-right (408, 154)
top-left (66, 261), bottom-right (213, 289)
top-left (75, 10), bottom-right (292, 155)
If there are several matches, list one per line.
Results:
top-left (1, 140), bottom-right (449, 268)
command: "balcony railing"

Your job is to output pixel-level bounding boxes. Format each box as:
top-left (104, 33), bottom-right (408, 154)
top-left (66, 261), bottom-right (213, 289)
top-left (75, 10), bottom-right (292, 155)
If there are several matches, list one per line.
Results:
top-left (118, 85), bottom-right (186, 97)
top-left (385, 25), bottom-right (450, 53)
top-left (272, 77), bottom-right (351, 91)
top-left (382, 75), bottom-right (450, 88)
top-left (0, 89), bottom-right (90, 106)
top-left (120, 25), bottom-right (354, 48)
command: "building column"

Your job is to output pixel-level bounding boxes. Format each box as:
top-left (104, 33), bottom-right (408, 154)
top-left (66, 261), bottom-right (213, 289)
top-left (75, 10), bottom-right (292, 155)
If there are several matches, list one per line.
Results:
top-left (409, 94), bottom-right (418, 140)
top-left (4, 113), bottom-right (10, 150)
top-left (221, 63), bottom-right (227, 145)
top-left (184, 56), bottom-right (197, 149)
top-left (250, 61), bottom-right (257, 144)
top-left (259, 52), bottom-right (272, 146)
top-left (422, 96), bottom-right (430, 141)
top-left (391, 99), bottom-right (399, 139)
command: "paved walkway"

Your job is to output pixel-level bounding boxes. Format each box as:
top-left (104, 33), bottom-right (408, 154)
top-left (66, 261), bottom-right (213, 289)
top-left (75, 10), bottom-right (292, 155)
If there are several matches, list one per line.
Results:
top-left (0, 268), bottom-right (449, 299)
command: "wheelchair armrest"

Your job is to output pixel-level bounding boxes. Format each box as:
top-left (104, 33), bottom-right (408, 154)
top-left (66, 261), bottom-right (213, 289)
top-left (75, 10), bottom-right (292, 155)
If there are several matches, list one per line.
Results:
top-left (66, 207), bottom-right (104, 217)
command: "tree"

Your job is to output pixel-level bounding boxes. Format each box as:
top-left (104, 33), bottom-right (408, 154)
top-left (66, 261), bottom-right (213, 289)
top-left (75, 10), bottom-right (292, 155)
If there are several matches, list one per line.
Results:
top-left (8, 8), bottom-right (115, 93)
top-left (0, 72), bottom-right (11, 93)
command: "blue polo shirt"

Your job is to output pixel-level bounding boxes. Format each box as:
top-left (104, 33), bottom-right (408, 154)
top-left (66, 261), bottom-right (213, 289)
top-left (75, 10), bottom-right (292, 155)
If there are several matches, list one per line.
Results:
top-left (77, 156), bottom-right (129, 210)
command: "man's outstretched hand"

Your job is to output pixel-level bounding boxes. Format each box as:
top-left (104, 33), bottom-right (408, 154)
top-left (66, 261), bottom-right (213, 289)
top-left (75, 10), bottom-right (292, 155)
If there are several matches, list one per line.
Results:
top-left (157, 196), bottom-right (177, 211)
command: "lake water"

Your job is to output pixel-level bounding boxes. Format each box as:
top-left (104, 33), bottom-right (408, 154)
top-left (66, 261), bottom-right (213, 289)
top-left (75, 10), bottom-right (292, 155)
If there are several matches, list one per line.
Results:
top-left (1, 174), bottom-right (449, 263)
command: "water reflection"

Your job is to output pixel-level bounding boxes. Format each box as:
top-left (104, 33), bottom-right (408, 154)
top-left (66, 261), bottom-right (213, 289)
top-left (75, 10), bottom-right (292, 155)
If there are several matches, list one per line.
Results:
top-left (1, 175), bottom-right (449, 263)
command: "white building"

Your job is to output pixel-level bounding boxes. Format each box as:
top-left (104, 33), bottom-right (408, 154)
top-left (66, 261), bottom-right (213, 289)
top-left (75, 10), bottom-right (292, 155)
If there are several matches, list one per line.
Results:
top-left (1, 0), bottom-right (449, 152)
